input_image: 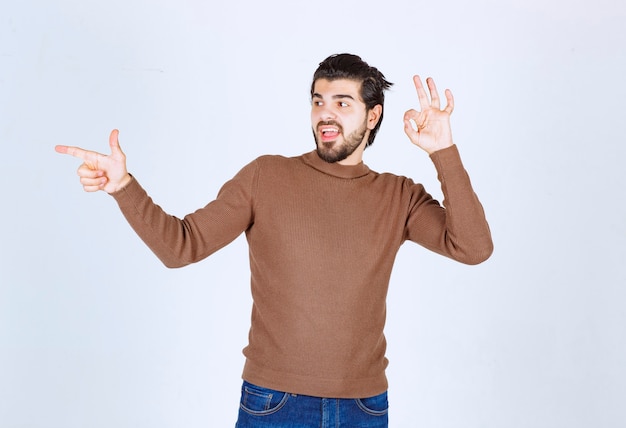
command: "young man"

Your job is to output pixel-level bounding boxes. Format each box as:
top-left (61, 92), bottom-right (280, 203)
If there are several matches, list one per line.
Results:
top-left (56, 53), bottom-right (493, 427)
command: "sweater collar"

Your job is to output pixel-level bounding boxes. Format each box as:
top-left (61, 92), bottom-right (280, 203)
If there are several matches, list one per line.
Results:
top-left (300, 150), bottom-right (370, 179)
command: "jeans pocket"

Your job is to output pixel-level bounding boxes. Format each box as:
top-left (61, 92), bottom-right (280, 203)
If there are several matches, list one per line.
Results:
top-left (355, 391), bottom-right (389, 416)
top-left (239, 381), bottom-right (290, 416)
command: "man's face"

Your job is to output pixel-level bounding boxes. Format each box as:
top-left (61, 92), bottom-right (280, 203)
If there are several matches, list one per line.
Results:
top-left (311, 78), bottom-right (375, 165)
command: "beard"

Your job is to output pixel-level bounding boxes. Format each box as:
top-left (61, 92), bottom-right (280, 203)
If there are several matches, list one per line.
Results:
top-left (313, 120), bottom-right (368, 164)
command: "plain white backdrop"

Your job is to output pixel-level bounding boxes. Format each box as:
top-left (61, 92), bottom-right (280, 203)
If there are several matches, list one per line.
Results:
top-left (1, 0), bottom-right (625, 427)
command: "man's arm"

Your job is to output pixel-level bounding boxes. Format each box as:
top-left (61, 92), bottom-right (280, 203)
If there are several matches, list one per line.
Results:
top-left (406, 145), bottom-right (493, 265)
top-left (403, 76), bottom-right (493, 264)
top-left (110, 160), bottom-right (257, 268)
top-left (55, 129), bottom-right (255, 268)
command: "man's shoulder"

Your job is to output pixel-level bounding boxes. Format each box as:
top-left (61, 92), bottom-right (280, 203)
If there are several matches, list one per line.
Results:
top-left (253, 152), bottom-right (309, 168)
top-left (256, 151), bottom-right (309, 160)
top-left (371, 169), bottom-right (416, 185)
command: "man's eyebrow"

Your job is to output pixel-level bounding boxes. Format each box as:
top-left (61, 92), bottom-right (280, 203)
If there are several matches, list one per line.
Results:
top-left (312, 93), bottom-right (356, 100)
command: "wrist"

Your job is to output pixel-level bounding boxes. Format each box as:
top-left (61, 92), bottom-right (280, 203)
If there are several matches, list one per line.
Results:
top-left (425, 141), bottom-right (453, 155)
top-left (110, 173), bottom-right (132, 193)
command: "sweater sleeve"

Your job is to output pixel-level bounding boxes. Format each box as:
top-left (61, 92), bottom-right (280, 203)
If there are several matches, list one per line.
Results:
top-left (110, 159), bottom-right (259, 268)
top-left (405, 145), bottom-right (493, 265)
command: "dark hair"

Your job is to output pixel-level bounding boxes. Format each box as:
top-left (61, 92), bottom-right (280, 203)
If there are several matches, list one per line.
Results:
top-left (311, 53), bottom-right (393, 147)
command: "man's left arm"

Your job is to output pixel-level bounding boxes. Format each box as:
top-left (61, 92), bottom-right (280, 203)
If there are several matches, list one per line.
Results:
top-left (404, 76), bottom-right (493, 264)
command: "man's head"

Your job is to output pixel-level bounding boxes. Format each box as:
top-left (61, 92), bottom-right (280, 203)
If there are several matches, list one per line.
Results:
top-left (310, 54), bottom-right (393, 161)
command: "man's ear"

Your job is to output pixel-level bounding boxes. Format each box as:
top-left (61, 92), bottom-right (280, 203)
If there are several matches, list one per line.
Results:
top-left (367, 105), bottom-right (383, 130)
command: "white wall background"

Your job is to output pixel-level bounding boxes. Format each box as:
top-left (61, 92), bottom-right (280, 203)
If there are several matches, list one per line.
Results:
top-left (1, 0), bottom-right (625, 427)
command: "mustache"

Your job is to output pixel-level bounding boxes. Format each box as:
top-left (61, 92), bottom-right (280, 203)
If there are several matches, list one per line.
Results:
top-left (317, 120), bottom-right (343, 132)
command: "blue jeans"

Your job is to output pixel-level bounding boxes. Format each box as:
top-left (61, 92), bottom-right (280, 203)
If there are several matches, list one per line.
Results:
top-left (235, 381), bottom-right (389, 427)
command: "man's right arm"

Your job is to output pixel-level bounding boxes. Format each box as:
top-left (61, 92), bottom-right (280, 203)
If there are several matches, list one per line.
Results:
top-left (56, 129), bottom-right (256, 268)
top-left (110, 161), bottom-right (257, 268)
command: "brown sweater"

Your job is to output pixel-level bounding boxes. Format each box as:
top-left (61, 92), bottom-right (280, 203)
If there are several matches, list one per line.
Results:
top-left (111, 145), bottom-right (493, 398)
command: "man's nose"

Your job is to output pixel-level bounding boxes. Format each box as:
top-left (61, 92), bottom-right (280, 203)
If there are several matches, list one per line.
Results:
top-left (319, 106), bottom-right (336, 121)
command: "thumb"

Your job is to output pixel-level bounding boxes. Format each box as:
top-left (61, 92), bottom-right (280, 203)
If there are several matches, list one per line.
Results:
top-left (109, 129), bottom-right (124, 156)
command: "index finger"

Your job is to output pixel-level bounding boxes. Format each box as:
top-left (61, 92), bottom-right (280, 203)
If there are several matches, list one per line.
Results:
top-left (55, 145), bottom-right (105, 169)
top-left (55, 145), bottom-right (96, 160)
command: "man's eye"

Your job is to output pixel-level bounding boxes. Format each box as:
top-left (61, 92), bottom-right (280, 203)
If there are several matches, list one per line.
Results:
top-left (313, 101), bottom-right (323, 106)
top-left (339, 102), bottom-right (349, 107)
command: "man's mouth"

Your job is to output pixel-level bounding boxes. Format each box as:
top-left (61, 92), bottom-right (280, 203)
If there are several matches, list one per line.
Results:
top-left (318, 124), bottom-right (341, 142)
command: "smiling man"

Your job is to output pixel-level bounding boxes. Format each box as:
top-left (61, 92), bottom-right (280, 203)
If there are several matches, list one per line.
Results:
top-left (56, 53), bottom-right (493, 427)
top-left (312, 78), bottom-right (382, 164)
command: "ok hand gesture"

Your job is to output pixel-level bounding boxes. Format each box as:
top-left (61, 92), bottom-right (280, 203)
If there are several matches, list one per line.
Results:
top-left (55, 129), bottom-right (131, 193)
top-left (403, 75), bottom-right (454, 154)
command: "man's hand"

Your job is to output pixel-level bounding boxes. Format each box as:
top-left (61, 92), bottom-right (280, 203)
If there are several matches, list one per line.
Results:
top-left (55, 129), bottom-right (131, 193)
top-left (403, 75), bottom-right (454, 154)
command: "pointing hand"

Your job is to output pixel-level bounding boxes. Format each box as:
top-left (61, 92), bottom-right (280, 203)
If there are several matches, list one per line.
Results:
top-left (55, 129), bottom-right (131, 193)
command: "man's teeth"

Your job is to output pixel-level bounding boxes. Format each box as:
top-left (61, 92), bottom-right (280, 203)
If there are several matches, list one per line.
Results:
top-left (323, 128), bottom-right (338, 134)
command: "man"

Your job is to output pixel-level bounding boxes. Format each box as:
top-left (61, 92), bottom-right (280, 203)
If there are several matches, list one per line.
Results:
top-left (56, 53), bottom-right (493, 427)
